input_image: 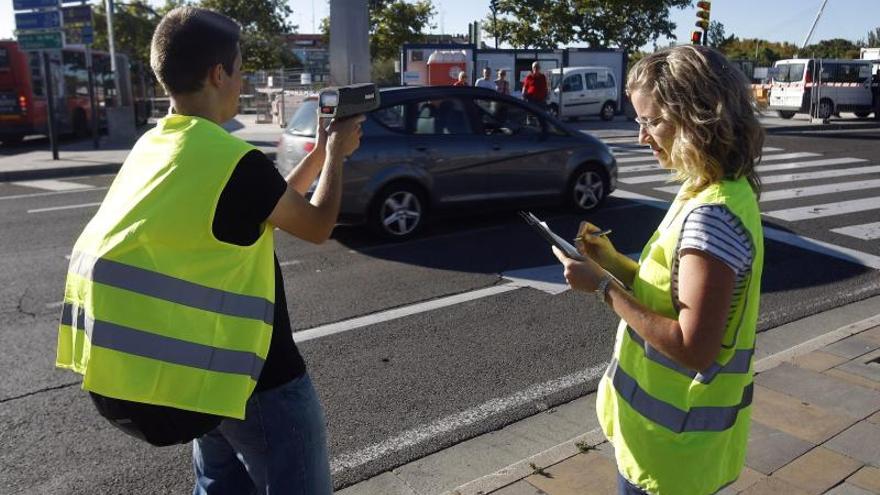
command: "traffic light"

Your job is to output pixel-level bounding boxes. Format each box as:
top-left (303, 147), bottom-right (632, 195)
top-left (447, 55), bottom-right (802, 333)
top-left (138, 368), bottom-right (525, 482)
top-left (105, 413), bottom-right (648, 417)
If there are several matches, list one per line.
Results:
top-left (691, 30), bottom-right (703, 45)
top-left (695, 1), bottom-right (711, 31)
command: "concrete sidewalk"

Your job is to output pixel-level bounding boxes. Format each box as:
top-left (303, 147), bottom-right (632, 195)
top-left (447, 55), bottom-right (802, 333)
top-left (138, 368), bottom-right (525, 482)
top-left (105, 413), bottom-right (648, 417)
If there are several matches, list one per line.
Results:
top-left (339, 296), bottom-right (880, 495)
top-left (0, 114), bottom-right (283, 182)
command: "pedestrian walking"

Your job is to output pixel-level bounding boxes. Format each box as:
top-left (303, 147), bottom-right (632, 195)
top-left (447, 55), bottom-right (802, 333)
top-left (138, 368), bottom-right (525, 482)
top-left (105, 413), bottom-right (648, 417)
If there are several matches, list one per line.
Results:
top-left (55, 7), bottom-right (363, 495)
top-left (552, 45), bottom-right (765, 494)
top-left (495, 69), bottom-right (510, 96)
top-left (474, 67), bottom-right (497, 91)
top-left (522, 61), bottom-right (548, 109)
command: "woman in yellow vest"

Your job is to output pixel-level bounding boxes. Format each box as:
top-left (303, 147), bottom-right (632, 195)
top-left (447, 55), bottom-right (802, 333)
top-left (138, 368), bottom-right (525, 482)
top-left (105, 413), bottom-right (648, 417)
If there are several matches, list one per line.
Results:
top-left (553, 45), bottom-right (765, 494)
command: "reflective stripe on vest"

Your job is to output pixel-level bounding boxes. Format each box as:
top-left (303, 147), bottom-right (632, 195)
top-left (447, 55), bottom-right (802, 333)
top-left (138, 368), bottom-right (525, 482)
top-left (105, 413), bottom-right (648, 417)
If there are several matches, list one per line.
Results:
top-left (69, 251), bottom-right (274, 325)
top-left (61, 303), bottom-right (264, 380)
top-left (607, 358), bottom-right (754, 433)
top-left (625, 327), bottom-right (753, 384)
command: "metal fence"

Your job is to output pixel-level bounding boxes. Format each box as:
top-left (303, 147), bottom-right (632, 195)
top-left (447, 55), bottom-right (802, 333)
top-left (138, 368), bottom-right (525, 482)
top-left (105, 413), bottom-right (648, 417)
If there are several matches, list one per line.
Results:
top-left (243, 68), bottom-right (327, 127)
top-left (148, 68), bottom-right (328, 126)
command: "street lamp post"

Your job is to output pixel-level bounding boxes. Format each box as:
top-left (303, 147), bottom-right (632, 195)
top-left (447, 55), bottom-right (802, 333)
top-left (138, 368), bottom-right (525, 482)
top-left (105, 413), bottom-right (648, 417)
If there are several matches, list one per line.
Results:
top-left (104, 0), bottom-right (121, 107)
top-left (489, 0), bottom-right (498, 49)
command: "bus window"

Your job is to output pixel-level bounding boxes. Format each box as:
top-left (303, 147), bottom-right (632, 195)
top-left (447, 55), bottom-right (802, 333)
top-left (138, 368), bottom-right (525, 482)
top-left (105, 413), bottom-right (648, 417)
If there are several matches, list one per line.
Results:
top-left (818, 62), bottom-right (838, 83)
top-left (28, 52), bottom-right (44, 97)
top-left (62, 50), bottom-right (89, 96)
top-left (0, 47), bottom-right (8, 69)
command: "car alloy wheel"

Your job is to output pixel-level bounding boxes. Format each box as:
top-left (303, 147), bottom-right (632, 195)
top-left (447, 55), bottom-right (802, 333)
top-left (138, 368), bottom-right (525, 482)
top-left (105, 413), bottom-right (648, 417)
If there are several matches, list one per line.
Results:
top-left (380, 190), bottom-right (423, 237)
top-left (572, 169), bottom-right (605, 210)
top-left (600, 102), bottom-right (615, 121)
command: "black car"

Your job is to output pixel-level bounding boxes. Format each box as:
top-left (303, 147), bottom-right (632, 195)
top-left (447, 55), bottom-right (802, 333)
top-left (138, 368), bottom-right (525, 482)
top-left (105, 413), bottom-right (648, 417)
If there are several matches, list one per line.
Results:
top-left (277, 86), bottom-right (618, 239)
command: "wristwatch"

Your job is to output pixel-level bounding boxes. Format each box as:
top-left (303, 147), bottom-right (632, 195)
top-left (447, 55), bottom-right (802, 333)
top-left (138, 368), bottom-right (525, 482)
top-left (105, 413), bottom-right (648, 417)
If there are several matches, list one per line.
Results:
top-left (595, 276), bottom-right (613, 304)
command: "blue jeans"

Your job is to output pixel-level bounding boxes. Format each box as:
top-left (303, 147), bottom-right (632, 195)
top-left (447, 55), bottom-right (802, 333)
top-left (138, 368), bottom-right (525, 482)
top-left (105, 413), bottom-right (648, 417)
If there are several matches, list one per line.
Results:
top-left (618, 472), bottom-right (651, 495)
top-left (192, 373), bottom-right (332, 495)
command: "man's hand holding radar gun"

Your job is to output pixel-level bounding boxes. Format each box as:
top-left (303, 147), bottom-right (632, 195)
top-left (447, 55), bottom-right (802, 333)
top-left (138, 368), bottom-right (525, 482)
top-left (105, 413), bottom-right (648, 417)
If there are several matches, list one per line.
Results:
top-left (282, 83), bottom-right (379, 243)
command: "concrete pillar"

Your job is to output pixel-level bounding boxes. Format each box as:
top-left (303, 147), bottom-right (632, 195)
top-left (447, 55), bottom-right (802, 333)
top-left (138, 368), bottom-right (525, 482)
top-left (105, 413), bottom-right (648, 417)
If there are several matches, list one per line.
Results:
top-left (329, 0), bottom-right (371, 85)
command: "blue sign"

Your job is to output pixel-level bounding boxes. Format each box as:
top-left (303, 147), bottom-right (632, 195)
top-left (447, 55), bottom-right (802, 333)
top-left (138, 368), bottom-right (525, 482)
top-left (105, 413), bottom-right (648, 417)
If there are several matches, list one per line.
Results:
top-left (62, 5), bottom-right (92, 24)
top-left (15, 11), bottom-right (61, 31)
top-left (13, 0), bottom-right (59, 10)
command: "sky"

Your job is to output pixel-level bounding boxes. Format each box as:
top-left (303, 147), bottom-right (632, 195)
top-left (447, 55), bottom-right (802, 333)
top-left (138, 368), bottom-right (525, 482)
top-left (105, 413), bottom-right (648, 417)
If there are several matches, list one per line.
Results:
top-left (3, 0), bottom-right (878, 51)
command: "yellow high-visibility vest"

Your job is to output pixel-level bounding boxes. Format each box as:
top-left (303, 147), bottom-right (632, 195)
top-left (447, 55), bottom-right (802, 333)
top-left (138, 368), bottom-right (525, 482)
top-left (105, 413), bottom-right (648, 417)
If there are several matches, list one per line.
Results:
top-left (56, 115), bottom-right (275, 419)
top-left (597, 177), bottom-right (764, 494)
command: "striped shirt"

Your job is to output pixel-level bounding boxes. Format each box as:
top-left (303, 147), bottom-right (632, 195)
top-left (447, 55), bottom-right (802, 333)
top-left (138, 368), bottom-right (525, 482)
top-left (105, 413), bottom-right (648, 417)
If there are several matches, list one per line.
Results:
top-left (671, 205), bottom-right (753, 324)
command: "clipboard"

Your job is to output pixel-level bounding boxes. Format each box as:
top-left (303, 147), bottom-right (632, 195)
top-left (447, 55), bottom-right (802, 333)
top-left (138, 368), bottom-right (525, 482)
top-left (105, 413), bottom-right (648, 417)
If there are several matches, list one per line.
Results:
top-left (519, 211), bottom-right (627, 288)
top-left (518, 211), bottom-right (584, 261)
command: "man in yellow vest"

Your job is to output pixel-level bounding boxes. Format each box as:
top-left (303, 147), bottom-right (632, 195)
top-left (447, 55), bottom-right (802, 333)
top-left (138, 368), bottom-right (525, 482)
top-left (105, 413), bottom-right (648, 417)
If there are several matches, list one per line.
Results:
top-left (55, 7), bottom-right (362, 494)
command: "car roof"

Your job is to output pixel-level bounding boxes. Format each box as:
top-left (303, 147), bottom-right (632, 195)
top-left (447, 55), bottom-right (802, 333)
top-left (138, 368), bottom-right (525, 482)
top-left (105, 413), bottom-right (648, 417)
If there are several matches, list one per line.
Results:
top-left (550, 66), bottom-right (610, 74)
top-left (377, 85), bottom-right (509, 104)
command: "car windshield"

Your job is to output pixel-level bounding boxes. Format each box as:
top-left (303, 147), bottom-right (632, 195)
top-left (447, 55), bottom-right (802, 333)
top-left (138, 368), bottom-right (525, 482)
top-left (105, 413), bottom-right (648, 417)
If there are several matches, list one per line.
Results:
top-left (550, 73), bottom-right (562, 90)
top-left (773, 63), bottom-right (805, 83)
top-left (286, 98), bottom-right (318, 136)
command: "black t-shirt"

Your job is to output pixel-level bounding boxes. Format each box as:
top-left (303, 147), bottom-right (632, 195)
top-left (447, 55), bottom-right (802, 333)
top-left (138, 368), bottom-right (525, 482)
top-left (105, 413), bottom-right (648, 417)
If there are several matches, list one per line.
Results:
top-left (90, 150), bottom-right (306, 446)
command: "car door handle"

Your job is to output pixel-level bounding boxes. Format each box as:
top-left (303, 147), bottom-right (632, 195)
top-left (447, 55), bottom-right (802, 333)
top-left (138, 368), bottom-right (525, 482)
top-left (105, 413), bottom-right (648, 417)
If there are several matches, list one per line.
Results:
top-left (492, 144), bottom-right (501, 151)
top-left (413, 145), bottom-right (428, 152)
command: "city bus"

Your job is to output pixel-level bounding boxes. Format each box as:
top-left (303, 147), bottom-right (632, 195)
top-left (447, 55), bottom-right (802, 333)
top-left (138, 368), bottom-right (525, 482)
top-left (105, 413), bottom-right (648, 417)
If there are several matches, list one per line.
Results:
top-left (0, 40), bottom-right (150, 145)
top-left (768, 58), bottom-right (874, 119)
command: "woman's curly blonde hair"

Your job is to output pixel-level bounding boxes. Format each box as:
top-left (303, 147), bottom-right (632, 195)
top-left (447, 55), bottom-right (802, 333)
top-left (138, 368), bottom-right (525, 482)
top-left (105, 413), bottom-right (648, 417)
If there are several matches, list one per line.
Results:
top-left (626, 45), bottom-right (764, 199)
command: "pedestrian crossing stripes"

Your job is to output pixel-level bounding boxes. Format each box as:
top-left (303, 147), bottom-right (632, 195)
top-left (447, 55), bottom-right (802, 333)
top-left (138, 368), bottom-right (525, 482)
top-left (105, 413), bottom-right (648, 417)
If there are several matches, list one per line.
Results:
top-left (604, 136), bottom-right (880, 243)
top-left (640, 164), bottom-right (880, 188)
top-left (765, 197), bottom-right (880, 222)
top-left (832, 222), bottom-right (880, 241)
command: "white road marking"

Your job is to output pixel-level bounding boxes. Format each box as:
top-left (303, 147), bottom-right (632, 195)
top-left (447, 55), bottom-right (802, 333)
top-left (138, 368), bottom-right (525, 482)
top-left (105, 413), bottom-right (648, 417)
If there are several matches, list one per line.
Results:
top-left (758, 152), bottom-right (821, 162)
top-left (279, 260), bottom-right (302, 267)
top-left (765, 197), bottom-right (880, 222)
top-left (27, 202), bottom-right (101, 213)
top-left (620, 157), bottom-right (866, 176)
top-left (502, 265), bottom-right (569, 295)
top-left (612, 188), bottom-right (880, 269)
top-left (12, 179), bottom-right (93, 191)
top-left (647, 164), bottom-right (880, 188)
top-left (832, 222), bottom-right (880, 241)
top-left (293, 285), bottom-right (520, 343)
top-left (0, 186), bottom-right (109, 201)
top-left (328, 361), bottom-right (609, 474)
top-left (760, 179), bottom-right (880, 202)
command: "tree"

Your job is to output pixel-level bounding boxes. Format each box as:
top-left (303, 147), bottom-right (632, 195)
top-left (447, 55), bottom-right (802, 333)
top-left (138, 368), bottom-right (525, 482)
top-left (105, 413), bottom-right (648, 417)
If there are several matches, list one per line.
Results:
top-left (865, 27), bottom-right (880, 47)
top-left (368, 0), bottom-right (436, 60)
top-left (92, 1), bottom-right (163, 70)
top-left (706, 20), bottom-right (730, 49)
top-left (200, 0), bottom-right (298, 70)
top-left (800, 38), bottom-right (861, 59)
top-left (483, 0), bottom-right (691, 53)
top-left (718, 38), bottom-right (797, 66)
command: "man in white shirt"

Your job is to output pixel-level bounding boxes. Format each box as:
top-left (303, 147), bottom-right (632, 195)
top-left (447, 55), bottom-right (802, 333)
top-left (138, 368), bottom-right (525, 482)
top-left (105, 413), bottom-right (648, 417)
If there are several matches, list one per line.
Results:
top-left (474, 67), bottom-right (497, 91)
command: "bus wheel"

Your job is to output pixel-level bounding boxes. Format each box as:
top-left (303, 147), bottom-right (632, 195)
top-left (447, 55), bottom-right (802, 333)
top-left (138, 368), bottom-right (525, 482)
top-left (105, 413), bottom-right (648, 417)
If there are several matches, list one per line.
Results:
top-left (776, 111), bottom-right (795, 119)
top-left (73, 109), bottom-right (89, 138)
top-left (817, 99), bottom-right (833, 120)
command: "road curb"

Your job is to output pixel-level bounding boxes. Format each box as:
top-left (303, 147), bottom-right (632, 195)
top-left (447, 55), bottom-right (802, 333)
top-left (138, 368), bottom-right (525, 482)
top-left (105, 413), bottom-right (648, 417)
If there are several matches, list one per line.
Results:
top-left (0, 163), bottom-right (123, 182)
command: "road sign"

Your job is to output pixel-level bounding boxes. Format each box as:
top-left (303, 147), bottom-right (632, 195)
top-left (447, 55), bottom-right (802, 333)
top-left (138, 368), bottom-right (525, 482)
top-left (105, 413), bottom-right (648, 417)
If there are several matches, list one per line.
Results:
top-left (14, 10), bottom-right (61, 31)
top-left (64, 24), bottom-right (93, 45)
top-left (18, 31), bottom-right (63, 50)
top-left (62, 5), bottom-right (92, 24)
top-left (13, 0), bottom-right (59, 10)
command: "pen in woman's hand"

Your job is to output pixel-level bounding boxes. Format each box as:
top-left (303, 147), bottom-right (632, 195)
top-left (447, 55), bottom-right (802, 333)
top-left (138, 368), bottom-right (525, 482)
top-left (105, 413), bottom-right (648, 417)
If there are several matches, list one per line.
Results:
top-left (574, 229), bottom-right (612, 243)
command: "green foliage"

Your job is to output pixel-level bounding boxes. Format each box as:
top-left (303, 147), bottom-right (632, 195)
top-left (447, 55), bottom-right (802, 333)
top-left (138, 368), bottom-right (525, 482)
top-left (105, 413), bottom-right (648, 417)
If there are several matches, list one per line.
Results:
top-left (867, 27), bottom-right (880, 47)
top-left (91, 1), bottom-right (163, 70)
top-left (800, 38), bottom-right (863, 59)
top-left (200, 0), bottom-right (298, 70)
top-left (706, 20), bottom-right (732, 49)
top-left (368, 1), bottom-right (436, 60)
top-left (718, 38), bottom-right (798, 67)
top-left (483, 0), bottom-right (691, 52)
top-left (371, 57), bottom-right (399, 86)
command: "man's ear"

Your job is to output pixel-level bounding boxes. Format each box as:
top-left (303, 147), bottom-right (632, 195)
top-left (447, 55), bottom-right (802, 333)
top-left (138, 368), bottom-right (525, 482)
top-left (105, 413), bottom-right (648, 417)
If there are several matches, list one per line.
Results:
top-left (206, 63), bottom-right (225, 89)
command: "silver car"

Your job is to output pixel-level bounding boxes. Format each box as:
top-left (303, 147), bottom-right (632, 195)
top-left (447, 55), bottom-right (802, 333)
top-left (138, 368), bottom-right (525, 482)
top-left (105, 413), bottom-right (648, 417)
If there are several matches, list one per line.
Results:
top-left (277, 86), bottom-right (617, 239)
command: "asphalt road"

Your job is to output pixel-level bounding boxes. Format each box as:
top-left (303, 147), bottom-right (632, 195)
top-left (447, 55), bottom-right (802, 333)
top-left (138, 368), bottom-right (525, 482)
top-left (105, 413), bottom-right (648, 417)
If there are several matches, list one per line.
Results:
top-left (1, 124), bottom-right (879, 493)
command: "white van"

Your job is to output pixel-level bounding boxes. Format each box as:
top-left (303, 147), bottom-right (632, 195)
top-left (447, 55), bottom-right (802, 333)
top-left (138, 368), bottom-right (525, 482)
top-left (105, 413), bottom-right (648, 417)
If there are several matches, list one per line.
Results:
top-left (548, 66), bottom-right (619, 121)
top-left (768, 58), bottom-right (874, 119)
